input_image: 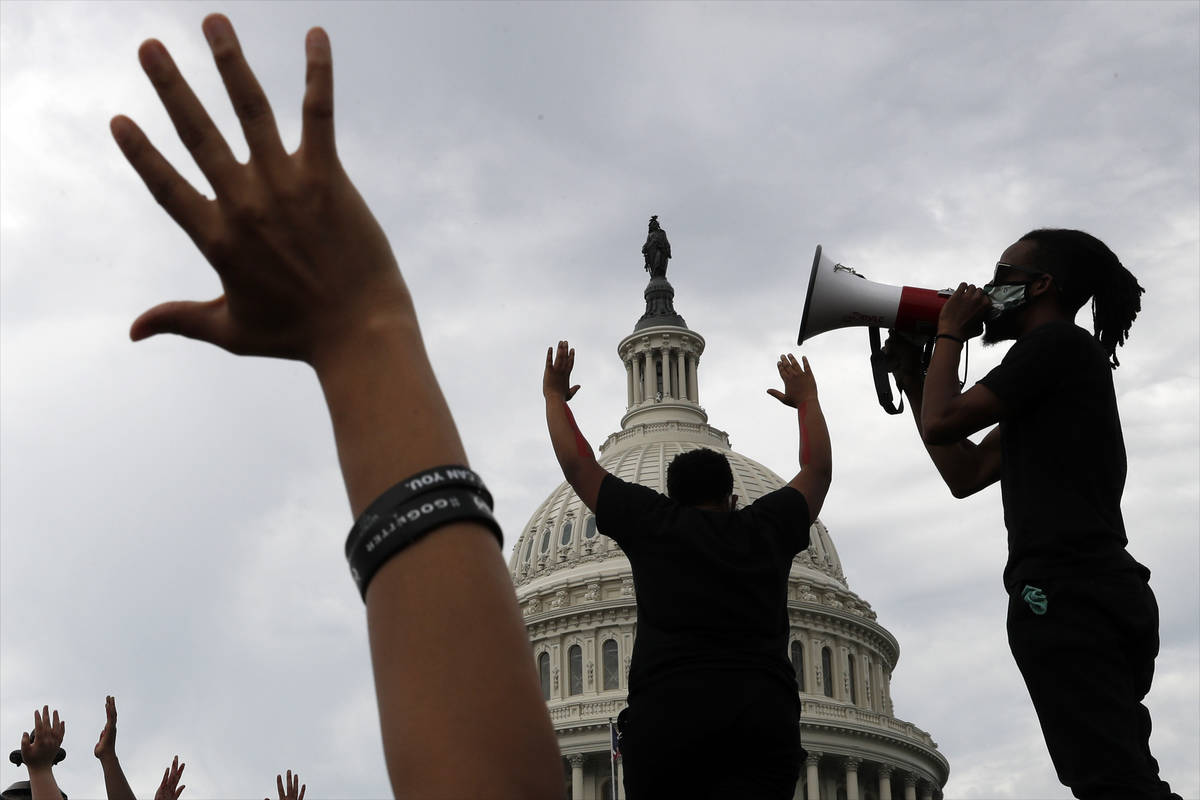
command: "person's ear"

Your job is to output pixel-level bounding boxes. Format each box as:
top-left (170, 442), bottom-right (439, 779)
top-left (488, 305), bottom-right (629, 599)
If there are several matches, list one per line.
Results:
top-left (1030, 272), bottom-right (1056, 299)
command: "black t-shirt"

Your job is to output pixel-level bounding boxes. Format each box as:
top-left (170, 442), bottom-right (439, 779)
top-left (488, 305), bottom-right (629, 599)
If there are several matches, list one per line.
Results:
top-left (977, 321), bottom-right (1142, 589)
top-left (595, 473), bottom-right (810, 702)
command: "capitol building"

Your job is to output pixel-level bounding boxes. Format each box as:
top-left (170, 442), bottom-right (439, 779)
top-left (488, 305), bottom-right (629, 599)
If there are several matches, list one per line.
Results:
top-left (508, 226), bottom-right (949, 800)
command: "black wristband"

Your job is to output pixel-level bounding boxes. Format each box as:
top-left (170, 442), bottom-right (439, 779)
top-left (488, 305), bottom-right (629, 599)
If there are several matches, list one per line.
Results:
top-left (344, 465), bottom-right (493, 560)
top-left (347, 487), bottom-right (503, 600)
top-left (935, 333), bottom-right (965, 345)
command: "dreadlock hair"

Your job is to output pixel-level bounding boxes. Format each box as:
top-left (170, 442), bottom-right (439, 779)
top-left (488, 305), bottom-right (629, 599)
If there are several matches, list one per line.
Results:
top-left (666, 448), bottom-right (734, 507)
top-left (1017, 228), bottom-right (1145, 368)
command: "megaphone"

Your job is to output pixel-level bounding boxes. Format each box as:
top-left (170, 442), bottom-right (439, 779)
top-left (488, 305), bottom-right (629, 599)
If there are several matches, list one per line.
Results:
top-left (797, 245), bottom-right (954, 414)
top-left (797, 245), bottom-right (950, 345)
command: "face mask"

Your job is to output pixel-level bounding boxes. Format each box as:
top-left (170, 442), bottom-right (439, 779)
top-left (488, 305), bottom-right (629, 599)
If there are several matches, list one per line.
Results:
top-left (983, 281), bottom-right (1032, 319)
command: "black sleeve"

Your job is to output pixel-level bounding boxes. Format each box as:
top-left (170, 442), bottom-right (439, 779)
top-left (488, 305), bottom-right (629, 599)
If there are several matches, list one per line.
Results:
top-left (978, 322), bottom-right (1083, 417)
top-left (745, 486), bottom-right (811, 555)
top-left (595, 474), bottom-right (671, 547)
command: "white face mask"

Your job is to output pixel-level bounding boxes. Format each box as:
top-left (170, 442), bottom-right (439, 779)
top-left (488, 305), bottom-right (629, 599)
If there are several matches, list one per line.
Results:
top-left (983, 281), bottom-right (1032, 319)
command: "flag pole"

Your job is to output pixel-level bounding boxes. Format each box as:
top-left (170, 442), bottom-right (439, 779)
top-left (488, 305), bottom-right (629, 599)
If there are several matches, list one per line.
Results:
top-left (609, 716), bottom-right (619, 800)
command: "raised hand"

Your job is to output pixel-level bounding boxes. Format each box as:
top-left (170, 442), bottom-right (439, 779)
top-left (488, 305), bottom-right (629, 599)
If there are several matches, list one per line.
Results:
top-left (153, 755), bottom-right (186, 800)
top-left (543, 340), bottom-right (581, 401)
top-left (266, 770), bottom-right (306, 800)
top-left (767, 353), bottom-right (818, 409)
top-left (937, 282), bottom-right (992, 340)
top-left (112, 14), bottom-right (411, 367)
top-left (881, 332), bottom-right (926, 394)
top-left (94, 695), bottom-right (118, 761)
top-left (20, 706), bottom-right (65, 771)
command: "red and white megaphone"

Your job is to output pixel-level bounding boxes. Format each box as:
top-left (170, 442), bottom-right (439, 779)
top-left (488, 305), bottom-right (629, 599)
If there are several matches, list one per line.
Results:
top-left (797, 245), bottom-right (952, 414)
top-left (797, 245), bottom-right (950, 345)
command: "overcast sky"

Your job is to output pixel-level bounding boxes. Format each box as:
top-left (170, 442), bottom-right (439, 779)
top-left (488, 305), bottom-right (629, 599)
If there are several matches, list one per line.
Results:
top-left (1, 2), bottom-right (1197, 798)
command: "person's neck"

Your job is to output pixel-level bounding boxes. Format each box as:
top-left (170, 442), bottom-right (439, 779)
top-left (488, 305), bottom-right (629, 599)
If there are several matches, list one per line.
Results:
top-left (1016, 302), bottom-right (1072, 338)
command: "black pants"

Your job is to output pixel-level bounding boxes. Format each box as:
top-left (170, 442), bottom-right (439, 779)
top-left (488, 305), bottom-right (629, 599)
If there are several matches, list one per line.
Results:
top-left (1007, 571), bottom-right (1180, 800)
top-left (618, 672), bottom-right (801, 800)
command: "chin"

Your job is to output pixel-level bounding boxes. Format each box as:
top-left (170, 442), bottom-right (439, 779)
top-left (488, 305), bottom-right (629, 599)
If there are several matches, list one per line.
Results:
top-left (983, 319), bottom-right (1016, 345)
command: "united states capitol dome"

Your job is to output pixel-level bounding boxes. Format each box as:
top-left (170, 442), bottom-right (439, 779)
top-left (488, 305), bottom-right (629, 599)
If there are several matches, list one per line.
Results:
top-left (509, 219), bottom-right (948, 800)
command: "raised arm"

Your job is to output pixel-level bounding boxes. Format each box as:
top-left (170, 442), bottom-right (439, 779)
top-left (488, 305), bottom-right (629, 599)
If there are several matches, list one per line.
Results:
top-left (20, 706), bottom-right (65, 800)
top-left (883, 331), bottom-right (1002, 498)
top-left (113, 15), bottom-right (559, 798)
top-left (94, 696), bottom-right (137, 800)
top-left (767, 354), bottom-right (832, 519)
top-left (543, 340), bottom-right (608, 511)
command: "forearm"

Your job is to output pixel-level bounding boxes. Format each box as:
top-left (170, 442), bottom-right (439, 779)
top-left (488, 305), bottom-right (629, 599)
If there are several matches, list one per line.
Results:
top-left (27, 768), bottom-right (63, 800)
top-left (797, 398), bottom-right (831, 480)
top-left (366, 525), bottom-right (562, 799)
top-left (99, 756), bottom-right (137, 800)
top-left (312, 307), bottom-right (466, 518)
top-left (544, 396), bottom-right (597, 480)
top-left (314, 310), bottom-right (560, 794)
top-left (904, 381), bottom-right (992, 498)
top-left (919, 338), bottom-right (964, 443)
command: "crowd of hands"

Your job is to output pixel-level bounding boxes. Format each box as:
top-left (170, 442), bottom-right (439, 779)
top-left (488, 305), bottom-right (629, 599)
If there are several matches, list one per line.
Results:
top-left (10, 698), bottom-right (304, 800)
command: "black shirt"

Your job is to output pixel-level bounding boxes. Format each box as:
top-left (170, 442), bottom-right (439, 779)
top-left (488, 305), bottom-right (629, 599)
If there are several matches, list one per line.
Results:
top-left (977, 321), bottom-right (1142, 589)
top-left (595, 473), bottom-right (810, 701)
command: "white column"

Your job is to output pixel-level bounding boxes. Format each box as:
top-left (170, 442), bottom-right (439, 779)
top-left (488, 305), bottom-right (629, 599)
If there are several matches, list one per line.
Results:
top-left (569, 754), bottom-right (584, 799)
top-left (642, 351), bottom-right (654, 403)
top-left (688, 355), bottom-right (699, 404)
top-left (676, 350), bottom-right (687, 400)
top-left (903, 773), bottom-right (918, 800)
top-left (662, 347), bottom-right (672, 398)
top-left (625, 361), bottom-right (634, 407)
top-left (846, 757), bottom-right (861, 800)
top-left (878, 764), bottom-right (893, 800)
top-left (805, 752), bottom-right (821, 800)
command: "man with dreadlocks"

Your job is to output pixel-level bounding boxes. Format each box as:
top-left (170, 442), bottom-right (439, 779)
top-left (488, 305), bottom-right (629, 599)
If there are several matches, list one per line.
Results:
top-left (885, 228), bottom-right (1179, 799)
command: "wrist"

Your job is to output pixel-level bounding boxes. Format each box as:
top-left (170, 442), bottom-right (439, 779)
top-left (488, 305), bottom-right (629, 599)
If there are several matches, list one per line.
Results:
top-left (308, 297), bottom-right (421, 378)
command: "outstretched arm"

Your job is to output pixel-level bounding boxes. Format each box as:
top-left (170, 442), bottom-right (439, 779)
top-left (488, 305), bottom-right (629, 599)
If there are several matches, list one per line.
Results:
top-left (113, 16), bottom-right (560, 798)
top-left (20, 706), bottom-right (65, 800)
top-left (94, 696), bottom-right (137, 800)
top-left (767, 354), bottom-right (832, 519)
top-left (543, 341), bottom-right (608, 511)
top-left (883, 331), bottom-right (1001, 498)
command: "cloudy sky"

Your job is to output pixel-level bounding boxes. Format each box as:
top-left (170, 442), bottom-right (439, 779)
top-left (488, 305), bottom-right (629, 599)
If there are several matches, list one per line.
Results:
top-left (2, 2), bottom-right (1197, 798)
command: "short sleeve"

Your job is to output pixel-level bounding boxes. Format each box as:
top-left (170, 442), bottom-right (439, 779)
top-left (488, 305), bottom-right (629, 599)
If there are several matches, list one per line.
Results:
top-left (744, 487), bottom-right (811, 555)
top-left (978, 322), bottom-right (1084, 417)
top-left (596, 474), bottom-right (671, 547)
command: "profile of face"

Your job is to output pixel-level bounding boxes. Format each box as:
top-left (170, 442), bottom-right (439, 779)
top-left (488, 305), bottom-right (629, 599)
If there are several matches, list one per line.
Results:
top-left (983, 240), bottom-right (1043, 345)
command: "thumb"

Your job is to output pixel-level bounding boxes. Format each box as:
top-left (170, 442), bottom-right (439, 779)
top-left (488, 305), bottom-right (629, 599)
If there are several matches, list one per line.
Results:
top-left (766, 388), bottom-right (785, 402)
top-left (130, 298), bottom-right (230, 346)
top-left (567, 385), bottom-right (581, 401)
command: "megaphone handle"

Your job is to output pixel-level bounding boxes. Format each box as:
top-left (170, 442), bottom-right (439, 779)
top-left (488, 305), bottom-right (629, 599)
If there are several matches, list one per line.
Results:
top-left (868, 327), bottom-right (905, 415)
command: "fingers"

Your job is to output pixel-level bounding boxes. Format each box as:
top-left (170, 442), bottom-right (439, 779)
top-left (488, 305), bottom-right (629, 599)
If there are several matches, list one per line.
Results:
top-left (201, 15), bottom-right (287, 169)
top-left (130, 298), bottom-right (231, 349)
top-left (277, 773), bottom-right (286, 799)
top-left (134, 38), bottom-right (239, 194)
top-left (106, 695), bottom-right (117, 724)
top-left (298, 784), bottom-right (306, 800)
top-left (110, 115), bottom-right (214, 237)
top-left (299, 27), bottom-right (336, 165)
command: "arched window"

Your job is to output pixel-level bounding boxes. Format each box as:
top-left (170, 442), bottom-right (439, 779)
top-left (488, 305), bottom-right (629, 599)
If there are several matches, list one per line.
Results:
top-left (560, 520), bottom-right (573, 546)
top-left (790, 640), bottom-right (805, 692)
top-left (539, 527), bottom-right (552, 555)
top-left (584, 516), bottom-right (598, 539)
top-left (848, 654), bottom-right (858, 705)
top-left (568, 645), bottom-right (583, 695)
top-left (822, 647), bottom-right (834, 698)
top-left (599, 779), bottom-right (613, 800)
top-left (538, 652), bottom-right (550, 701)
top-left (522, 534), bottom-right (535, 566)
top-left (602, 639), bottom-right (619, 690)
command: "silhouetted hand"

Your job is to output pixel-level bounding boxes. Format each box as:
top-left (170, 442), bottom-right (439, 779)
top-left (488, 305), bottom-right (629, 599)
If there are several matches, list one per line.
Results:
top-left (94, 695), bottom-right (118, 761)
top-left (543, 340), bottom-right (581, 402)
top-left (767, 354), bottom-right (818, 408)
top-left (266, 770), bottom-right (306, 800)
top-left (113, 14), bottom-right (412, 367)
top-left (881, 332), bottom-right (925, 394)
top-left (153, 755), bottom-right (186, 800)
top-left (20, 706), bottom-right (65, 772)
top-left (937, 282), bottom-right (991, 340)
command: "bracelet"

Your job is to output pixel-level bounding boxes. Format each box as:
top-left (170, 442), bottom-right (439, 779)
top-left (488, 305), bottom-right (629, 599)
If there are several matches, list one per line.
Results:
top-left (347, 487), bottom-right (503, 600)
top-left (935, 333), bottom-right (965, 344)
top-left (344, 465), bottom-right (493, 560)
